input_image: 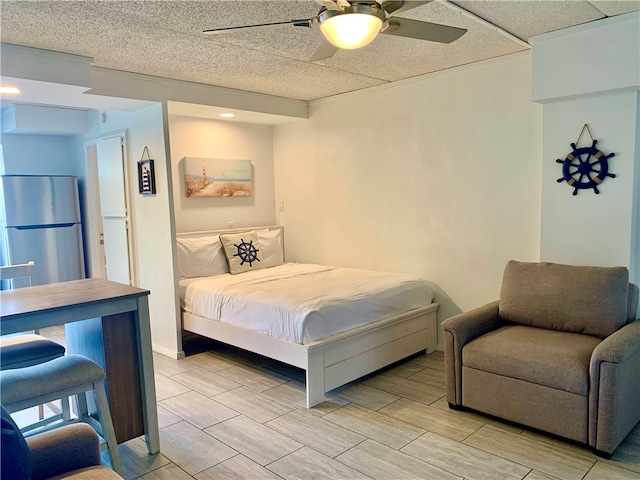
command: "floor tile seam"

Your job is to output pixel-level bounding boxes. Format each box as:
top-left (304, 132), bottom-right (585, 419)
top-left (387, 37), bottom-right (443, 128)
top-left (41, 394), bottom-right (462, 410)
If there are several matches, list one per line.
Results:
top-left (161, 404), bottom-right (243, 431)
top-left (378, 395), bottom-right (468, 432)
top-left (214, 374), bottom-right (287, 393)
top-left (216, 362), bottom-right (291, 386)
top-left (579, 461), bottom-right (600, 480)
top-left (126, 456), bottom-right (177, 480)
top-left (359, 379), bottom-right (446, 404)
top-left (188, 450), bottom-right (242, 478)
top-left (512, 429), bottom-right (599, 465)
top-left (322, 403), bottom-right (428, 448)
top-left (410, 365), bottom-right (445, 375)
top-left (264, 445), bottom-right (344, 480)
top-left (603, 461), bottom-right (640, 476)
top-left (405, 375), bottom-right (446, 389)
top-left (261, 443), bottom-right (307, 471)
top-left (165, 386), bottom-right (231, 400)
top-left (203, 421), bottom-right (304, 467)
top-left (517, 430), bottom-right (636, 470)
top-left (210, 389), bottom-right (296, 422)
top-left (460, 428), bottom-right (594, 480)
top-left (155, 390), bottom-right (193, 402)
top-left (331, 435), bottom-right (370, 461)
top-left (156, 365), bottom-right (201, 378)
top-left (397, 434), bottom-right (517, 480)
top-left (401, 430), bottom-right (538, 480)
top-left (252, 410), bottom-right (330, 449)
top-left (256, 395), bottom-right (305, 415)
top-left (335, 437), bottom-right (466, 480)
top-left (330, 383), bottom-right (401, 410)
top-left (244, 381), bottom-right (303, 412)
top-left (375, 399), bottom-right (487, 442)
top-left (155, 428), bottom-right (240, 478)
top-left (180, 361), bottom-right (237, 374)
top-left (206, 398), bottom-right (293, 424)
top-left (263, 407), bottom-right (367, 457)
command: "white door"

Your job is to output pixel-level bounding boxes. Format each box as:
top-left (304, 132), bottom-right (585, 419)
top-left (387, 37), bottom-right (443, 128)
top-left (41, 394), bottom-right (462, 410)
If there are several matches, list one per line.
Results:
top-left (96, 136), bottom-right (132, 285)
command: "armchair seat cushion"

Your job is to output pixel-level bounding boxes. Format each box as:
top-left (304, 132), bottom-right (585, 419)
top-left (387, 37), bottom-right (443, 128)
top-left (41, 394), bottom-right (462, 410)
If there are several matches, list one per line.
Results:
top-left (463, 325), bottom-right (602, 395)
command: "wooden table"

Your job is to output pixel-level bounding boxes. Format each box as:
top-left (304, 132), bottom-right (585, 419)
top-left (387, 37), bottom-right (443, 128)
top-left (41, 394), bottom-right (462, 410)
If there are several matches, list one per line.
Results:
top-left (0, 278), bottom-right (160, 454)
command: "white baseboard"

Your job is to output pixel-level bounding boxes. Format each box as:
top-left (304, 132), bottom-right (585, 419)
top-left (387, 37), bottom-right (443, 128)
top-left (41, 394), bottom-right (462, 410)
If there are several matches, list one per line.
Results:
top-left (153, 344), bottom-right (185, 359)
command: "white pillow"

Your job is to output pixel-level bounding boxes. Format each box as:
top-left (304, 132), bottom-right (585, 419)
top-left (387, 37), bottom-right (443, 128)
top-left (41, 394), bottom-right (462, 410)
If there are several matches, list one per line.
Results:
top-left (176, 235), bottom-right (229, 279)
top-left (257, 229), bottom-right (284, 268)
top-left (219, 231), bottom-right (266, 275)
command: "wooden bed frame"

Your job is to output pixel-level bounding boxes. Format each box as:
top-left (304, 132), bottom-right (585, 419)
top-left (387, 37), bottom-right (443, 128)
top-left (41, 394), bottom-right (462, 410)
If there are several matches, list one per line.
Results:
top-left (177, 226), bottom-right (439, 407)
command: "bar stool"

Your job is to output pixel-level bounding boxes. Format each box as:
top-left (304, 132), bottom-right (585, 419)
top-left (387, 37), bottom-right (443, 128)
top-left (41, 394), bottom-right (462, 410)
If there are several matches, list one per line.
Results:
top-left (0, 354), bottom-right (123, 476)
top-left (0, 261), bottom-right (69, 426)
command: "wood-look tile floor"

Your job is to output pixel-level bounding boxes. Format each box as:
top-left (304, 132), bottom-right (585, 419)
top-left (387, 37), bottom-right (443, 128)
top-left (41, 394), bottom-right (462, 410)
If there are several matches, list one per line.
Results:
top-left (18, 328), bottom-right (640, 480)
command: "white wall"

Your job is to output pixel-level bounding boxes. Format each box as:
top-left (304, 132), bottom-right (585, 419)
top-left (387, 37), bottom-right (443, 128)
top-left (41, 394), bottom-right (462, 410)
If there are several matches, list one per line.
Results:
top-left (540, 91), bottom-right (639, 268)
top-left (533, 13), bottom-right (640, 289)
top-left (273, 53), bottom-right (543, 345)
top-left (168, 115), bottom-right (276, 232)
top-left (0, 134), bottom-right (78, 175)
top-left (97, 104), bottom-right (181, 357)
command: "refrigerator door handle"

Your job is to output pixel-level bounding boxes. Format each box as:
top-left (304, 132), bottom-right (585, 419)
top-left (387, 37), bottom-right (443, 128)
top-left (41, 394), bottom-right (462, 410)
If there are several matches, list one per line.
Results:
top-left (13, 223), bottom-right (77, 230)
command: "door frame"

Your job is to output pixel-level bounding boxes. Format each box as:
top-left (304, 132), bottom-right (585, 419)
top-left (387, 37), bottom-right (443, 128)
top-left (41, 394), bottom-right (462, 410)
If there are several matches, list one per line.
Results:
top-left (83, 140), bottom-right (105, 279)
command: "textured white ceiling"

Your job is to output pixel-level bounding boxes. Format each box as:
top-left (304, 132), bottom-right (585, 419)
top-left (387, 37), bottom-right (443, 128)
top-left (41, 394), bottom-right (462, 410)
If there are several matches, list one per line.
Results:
top-left (0, 0), bottom-right (638, 102)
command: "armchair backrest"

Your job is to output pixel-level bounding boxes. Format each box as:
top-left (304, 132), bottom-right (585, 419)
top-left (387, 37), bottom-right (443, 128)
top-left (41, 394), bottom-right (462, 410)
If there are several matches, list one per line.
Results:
top-left (1, 404), bottom-right (31, 480)
top-left (498, 261), bottom-right (632, 338)
top-left (628, 283), bottom-right (639, 321)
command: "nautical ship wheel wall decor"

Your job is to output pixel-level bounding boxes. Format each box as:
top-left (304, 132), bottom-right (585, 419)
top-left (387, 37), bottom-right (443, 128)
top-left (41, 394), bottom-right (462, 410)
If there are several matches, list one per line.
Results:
top-left (556, 124), bottom-right (616, 196)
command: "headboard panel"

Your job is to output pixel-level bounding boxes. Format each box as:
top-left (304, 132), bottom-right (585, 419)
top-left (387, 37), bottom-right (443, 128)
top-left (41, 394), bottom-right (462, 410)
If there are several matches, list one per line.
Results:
top-left (176, 225), bottom-right (283, 239)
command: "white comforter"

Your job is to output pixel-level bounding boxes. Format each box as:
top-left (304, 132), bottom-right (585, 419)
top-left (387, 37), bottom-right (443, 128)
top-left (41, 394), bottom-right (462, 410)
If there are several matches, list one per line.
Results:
top-left (181, 263), bottom-right (433, 344)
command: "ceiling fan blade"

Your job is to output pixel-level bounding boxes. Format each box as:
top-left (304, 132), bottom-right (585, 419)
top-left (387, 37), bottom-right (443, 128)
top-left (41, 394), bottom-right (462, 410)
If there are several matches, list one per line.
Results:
top-left (310, 38), bottom-right (340, 61)
top-left (381, 1), bottom-right (433, 16)
top-left (382, 17), bottom-right (466, 43)
top-left (203, 19), bottom-right (312, 35)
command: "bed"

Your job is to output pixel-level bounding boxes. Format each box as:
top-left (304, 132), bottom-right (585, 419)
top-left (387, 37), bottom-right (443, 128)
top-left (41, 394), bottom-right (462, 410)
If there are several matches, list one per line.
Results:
top-left (176, 226), bottom-right (439, 407)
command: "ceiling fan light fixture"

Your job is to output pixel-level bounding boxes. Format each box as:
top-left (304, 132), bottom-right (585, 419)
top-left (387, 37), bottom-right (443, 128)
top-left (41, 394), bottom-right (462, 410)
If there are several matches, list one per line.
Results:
top-left (319, 5), bottom-right (386, 50)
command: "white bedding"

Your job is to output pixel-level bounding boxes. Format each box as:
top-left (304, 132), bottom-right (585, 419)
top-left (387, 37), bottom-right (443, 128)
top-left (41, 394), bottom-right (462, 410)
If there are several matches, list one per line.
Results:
top-left (181, 263), bottom-right (433, 344)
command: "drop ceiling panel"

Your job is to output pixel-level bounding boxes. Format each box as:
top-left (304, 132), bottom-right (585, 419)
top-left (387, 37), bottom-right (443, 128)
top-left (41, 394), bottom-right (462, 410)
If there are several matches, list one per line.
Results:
top-left (451, 0), bottom-right (606, 40)
top-left (590, 0), bottom-right (640, 16)
top-left (1, 0), bottom-right (638, 104)
top-left (318, 1), bottom-right (526, 81)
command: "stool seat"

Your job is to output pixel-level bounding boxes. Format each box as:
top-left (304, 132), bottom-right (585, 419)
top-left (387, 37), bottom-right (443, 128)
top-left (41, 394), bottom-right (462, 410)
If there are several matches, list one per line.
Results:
top-left (1, 354), bottom-right (104, 406)
top-left (0, 334), bottom-right (66, 370)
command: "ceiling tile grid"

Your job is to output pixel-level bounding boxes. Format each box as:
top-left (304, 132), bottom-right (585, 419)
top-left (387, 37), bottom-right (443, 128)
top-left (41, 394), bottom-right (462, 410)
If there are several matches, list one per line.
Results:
top-left (1, 0), bottom-right (638, 102)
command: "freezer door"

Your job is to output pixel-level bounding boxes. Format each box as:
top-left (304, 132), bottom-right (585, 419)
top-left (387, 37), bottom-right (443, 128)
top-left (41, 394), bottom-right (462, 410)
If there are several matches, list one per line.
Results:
top-left (5, 223), bottom-right (85, 287)
top-left (1, 176), bottom-right (81, 227)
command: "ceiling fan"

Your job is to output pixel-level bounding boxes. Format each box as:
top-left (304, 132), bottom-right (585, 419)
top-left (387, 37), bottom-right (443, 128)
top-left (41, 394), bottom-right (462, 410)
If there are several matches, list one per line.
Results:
top-left (203, 0), bottom-right (467, 61)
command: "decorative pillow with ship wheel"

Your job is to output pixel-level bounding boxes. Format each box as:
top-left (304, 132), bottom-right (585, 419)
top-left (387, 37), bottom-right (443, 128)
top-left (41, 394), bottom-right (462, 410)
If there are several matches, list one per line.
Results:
top-left (220, 232), bottom-right (265, 275)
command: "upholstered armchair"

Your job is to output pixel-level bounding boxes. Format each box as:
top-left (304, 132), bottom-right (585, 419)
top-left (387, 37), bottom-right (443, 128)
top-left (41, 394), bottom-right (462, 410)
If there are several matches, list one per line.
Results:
top-left (442, 261), bottom-right (640, 457)
top-left (1, 405), bottom-right (122, 480)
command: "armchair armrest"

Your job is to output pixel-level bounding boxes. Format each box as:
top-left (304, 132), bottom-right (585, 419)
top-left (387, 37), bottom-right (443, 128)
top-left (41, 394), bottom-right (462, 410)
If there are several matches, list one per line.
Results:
top-left (589, 319), bottom-right (640, 454)
top-left (442, 300), bottom-right (501, 405)
top-left (27, 423), bottom-right (102, 480)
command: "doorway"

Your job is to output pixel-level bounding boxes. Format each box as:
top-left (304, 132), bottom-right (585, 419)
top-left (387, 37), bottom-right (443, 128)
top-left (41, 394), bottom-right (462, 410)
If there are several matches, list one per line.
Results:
top-left (84, 132), bottom-right (135, 285)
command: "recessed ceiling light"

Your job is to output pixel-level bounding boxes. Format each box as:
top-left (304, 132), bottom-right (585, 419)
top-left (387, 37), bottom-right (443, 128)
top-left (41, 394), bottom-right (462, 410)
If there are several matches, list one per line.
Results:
top-left (0, 86), bottom-right (21, 94)
top-left (219, 113), bottom-right (235, 118)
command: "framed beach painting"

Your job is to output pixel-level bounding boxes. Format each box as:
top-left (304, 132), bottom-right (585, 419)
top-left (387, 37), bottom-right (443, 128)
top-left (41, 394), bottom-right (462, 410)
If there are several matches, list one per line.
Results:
top-left (184, 157), bottom-right (252, 198)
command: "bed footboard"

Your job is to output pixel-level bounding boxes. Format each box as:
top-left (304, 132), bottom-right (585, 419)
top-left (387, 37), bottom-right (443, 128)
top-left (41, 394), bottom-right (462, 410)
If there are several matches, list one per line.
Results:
top-left (182, 303), bottom-right (439, 408)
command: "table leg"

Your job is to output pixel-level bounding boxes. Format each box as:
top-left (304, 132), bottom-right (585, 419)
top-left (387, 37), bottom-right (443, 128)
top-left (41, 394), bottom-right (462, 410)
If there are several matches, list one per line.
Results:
top-left (135, 296), bottom-right (160, 454)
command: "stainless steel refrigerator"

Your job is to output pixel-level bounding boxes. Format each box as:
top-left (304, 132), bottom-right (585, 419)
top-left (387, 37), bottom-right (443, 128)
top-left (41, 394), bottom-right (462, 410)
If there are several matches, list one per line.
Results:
top-left (0, 175), bottom-right (85, 289)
